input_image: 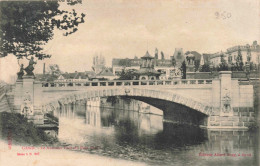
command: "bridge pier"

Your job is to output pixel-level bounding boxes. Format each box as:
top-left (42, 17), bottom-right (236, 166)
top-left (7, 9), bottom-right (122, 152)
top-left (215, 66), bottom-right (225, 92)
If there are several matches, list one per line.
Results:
top-left (208, 71), bottom-right (255, 129)
top-left (13, 76), bottom-right (44, 124)
top-left (14, 76), bottom-right (35, 114)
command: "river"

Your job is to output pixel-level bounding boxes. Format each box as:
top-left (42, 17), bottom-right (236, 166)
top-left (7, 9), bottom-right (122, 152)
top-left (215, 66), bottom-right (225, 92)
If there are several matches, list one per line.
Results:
top-left (53, 99), bottom-right (258, 166)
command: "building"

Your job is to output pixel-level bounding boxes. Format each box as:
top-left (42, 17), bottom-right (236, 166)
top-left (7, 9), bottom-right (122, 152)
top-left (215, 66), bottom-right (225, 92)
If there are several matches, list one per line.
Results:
top-left (112, 48), bottom-right (183, 80)
top-left (112, 57), bottom-right (141, 76)
top-left (184, 51), bottom-right (212, 72)
top-left (172, 48), bottom-right (185, 68)
top-left (201, 54), bottom-right (210, 65)
top-left (96, 68), bottom-right (117, 80)
top-left (226, 41), bottom-right (260, 65)
top-left (92, 53), bottom-right (106, 74)
top-left (208, 51), bottom-right (228, 67)
top-left (133, 51), bottom-right (160, 80)
top-left (54, 71), bottom-right (96, 83)
top-left (208, 41), bottom-right (260, 68)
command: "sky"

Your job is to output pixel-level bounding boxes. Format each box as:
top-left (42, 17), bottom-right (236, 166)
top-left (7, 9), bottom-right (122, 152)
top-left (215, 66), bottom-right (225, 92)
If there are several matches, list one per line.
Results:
top-left (0, 0), bottom-right (259, 83)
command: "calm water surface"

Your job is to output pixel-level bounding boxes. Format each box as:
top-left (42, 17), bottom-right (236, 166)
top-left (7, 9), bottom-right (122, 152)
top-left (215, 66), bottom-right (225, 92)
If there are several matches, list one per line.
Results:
top-left (53, 103), bottom-right (259, 166)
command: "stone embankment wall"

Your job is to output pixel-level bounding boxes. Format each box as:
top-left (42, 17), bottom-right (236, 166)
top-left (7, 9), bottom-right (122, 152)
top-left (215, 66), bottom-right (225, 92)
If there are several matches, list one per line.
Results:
top-left (208, 80), bottom-right (259, 129)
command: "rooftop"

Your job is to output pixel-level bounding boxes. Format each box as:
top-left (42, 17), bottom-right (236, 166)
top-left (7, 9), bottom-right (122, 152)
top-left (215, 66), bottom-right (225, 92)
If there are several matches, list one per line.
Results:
top-left (141, 51), bottom-right (154, 59)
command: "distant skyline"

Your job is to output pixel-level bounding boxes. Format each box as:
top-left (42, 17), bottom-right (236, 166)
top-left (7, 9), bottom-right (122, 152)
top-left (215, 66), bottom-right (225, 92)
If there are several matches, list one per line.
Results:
top-left (0, 0), bottom-right (259, 83)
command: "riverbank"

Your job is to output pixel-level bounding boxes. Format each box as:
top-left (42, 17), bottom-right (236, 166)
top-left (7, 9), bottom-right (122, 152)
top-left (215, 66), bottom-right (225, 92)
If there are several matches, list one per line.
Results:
top-left (0, 141), bottom-right (146, 166)
top-left (0, 112), bottom-right (146, 166)
top-left (0, 112), bottom-right (57, 145)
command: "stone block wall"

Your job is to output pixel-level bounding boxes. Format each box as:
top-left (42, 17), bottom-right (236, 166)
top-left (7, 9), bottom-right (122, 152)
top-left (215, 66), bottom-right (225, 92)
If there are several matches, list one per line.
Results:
top-left (208, 107), bottom-right (256, 128)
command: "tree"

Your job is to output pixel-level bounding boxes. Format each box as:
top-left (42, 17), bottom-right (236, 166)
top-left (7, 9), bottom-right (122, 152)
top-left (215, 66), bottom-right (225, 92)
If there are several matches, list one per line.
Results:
top-left (0, 1), bottom-right (85, 60)
top-left (171, 56), bottom-right (176, 67)
top-left (118, 69), bottom-right (137, 80)
top-left (161, 51), bottom-right (165, 60)
top-left (200, 64), bottom-right (210, 72)
top-left (181, 60), bottom-right (186, 79)
top-left (218, 53), bottom-right (228, 71)
top-left (155, 48), bottom-right (158, 59)
top-left (194, 60), bottom-right (200, 71)
top-left (236, 46), bottom-right (244, 71)
top-left (48, 64), bottom-right (62, 76)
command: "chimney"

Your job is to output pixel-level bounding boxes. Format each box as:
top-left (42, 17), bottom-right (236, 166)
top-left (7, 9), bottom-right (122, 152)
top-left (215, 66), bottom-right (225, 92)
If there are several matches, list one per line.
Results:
top-left (43, 63), bottom-right (45, 75)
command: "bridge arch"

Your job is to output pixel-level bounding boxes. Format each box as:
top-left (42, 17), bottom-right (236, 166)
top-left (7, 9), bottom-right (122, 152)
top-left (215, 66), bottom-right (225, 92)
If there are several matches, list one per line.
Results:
top-left (42, 88), bottom-right (213, 116)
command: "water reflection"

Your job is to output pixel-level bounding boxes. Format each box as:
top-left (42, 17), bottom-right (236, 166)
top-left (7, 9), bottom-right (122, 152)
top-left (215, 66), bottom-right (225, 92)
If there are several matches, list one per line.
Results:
top-left (53, 102), bottom-right (258, 166)
top-left (154, 123), bottom-right (207, 149)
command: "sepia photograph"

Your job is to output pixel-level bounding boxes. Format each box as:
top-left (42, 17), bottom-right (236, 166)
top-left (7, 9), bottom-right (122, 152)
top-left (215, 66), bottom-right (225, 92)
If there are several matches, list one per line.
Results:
top-left (0, 0), bottom-right (259, 165)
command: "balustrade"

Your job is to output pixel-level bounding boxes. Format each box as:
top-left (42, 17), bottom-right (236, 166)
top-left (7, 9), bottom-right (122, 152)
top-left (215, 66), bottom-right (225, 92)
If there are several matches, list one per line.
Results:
top-left (40, 79), bottom-right (212, 88)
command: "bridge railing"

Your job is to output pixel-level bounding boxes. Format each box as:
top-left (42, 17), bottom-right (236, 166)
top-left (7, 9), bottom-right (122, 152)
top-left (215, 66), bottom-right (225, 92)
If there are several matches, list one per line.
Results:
top-left (40, 79), bottom-right (213, 88)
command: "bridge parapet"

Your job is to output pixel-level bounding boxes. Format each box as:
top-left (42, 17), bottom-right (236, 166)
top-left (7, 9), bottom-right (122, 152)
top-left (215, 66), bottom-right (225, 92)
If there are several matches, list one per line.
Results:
top-left (40, 79), bottom-right (213, 88)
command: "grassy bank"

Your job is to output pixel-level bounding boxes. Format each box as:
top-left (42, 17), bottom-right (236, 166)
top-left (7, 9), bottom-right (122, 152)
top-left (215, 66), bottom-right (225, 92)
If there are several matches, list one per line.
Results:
top-left (0, 112), bottom-right (57, 145)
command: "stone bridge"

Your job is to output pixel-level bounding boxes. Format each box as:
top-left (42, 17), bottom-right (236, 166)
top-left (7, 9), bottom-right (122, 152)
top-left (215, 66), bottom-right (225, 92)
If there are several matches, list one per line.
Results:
top-left (13, 71), bottom-right (255, 129)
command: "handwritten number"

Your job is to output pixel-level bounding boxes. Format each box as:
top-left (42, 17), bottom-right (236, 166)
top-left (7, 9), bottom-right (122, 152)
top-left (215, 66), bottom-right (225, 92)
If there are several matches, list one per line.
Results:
top-left (215, 11), bottom-right (231, 20)
top-left (227, 13), bottom-right (231, 18)
top-left (215, 12), bottom-right (219, 19)
top-left (221, 11), bottom-right (226, 19)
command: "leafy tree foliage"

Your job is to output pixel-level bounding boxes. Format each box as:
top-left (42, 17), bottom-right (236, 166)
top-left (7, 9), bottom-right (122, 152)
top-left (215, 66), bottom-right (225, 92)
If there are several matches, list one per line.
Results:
top-left (118, 69), bottom-right (137, 80)
top-left (47, 64), bottom-right (62, 76)
top-left (194, 60), bottom-right (200, 71)
top-left (235, 47), bottom-right (244, 71)
top-left (171, 55), bottom-right (176, 66)
top-left (154, 48), bottom-right (158, 59)
top-left (181, 60), bottom-right (186, 79)
top-left (161, 51), bottom-right (165, 60)
top-left (0, 112), bottom-right (56, 145)
top-left (218, 53), bottom-right (229, 71)
top-left (200, 64), bottom-right (210, 72)
top-left (0, 0), bottom-right (85, 60)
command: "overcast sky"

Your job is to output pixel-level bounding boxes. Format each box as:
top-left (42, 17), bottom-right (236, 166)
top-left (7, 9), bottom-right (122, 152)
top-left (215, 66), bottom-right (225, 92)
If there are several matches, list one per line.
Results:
top-left (1, 0), bottom-right (259, 82)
